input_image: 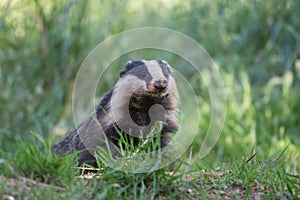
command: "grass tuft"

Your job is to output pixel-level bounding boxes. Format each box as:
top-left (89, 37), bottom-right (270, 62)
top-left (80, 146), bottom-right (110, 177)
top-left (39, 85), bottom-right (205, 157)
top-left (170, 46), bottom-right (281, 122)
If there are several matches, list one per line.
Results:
top-left (0, 132), bottom-right (77, 186)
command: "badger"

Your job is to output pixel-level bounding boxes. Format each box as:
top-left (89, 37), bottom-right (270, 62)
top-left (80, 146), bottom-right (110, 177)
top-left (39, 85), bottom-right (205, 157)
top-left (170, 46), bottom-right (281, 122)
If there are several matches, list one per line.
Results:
top-left (51, 60), bottom-right (179, 167)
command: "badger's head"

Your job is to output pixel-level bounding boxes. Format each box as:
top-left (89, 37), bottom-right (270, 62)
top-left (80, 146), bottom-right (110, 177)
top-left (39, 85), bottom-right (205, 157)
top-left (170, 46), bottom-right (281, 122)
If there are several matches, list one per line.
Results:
top-left (118, 60), bottom-right (176, 99)
top-left (109, 60), bottom-right (179, 135)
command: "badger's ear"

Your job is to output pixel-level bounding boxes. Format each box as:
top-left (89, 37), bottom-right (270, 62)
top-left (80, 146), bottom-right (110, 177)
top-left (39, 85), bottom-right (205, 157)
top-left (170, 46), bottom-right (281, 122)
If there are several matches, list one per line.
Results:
top-left (119, 60), bottom-right (132, 77)
top-left (119, 69), bottom-right (126, 77)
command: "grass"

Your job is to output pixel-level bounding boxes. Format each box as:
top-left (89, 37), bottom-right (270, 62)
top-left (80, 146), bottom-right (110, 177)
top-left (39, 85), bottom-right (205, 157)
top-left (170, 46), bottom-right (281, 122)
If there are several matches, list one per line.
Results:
top-left (1, 0), bottom-right (300, 199)
top-left (0, 135), bottom-right (299, 199)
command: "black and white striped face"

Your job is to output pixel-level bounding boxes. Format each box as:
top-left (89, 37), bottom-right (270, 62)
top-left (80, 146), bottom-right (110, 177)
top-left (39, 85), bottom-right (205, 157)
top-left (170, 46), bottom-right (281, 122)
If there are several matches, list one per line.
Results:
top-left (119, 60), bottom-right (173, 97)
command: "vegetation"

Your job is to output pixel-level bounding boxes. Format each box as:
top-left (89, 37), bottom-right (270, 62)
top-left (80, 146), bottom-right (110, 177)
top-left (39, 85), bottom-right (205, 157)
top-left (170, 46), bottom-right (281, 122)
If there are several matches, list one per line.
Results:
top-left (1, 0), bottom-right (299, 199)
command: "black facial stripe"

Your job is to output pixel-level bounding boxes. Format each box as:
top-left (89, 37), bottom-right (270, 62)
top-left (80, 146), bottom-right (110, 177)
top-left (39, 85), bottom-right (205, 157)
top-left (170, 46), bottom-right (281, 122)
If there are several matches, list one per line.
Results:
top-left (140, 65), bottom-right (152, 86)
top-left (120, 60), bottom-right (145, 77)
top-left (126, 64), bottom-right (153, 85)
top-left (156, 60), bottom-right (170, 79)
top-left (145, 75), bottom-right (153, 86)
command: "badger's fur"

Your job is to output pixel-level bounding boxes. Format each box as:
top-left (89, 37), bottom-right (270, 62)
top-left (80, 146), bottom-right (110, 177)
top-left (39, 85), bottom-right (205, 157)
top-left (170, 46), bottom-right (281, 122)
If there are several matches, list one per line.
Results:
top-left (51, 60), bottom-right (179, 166)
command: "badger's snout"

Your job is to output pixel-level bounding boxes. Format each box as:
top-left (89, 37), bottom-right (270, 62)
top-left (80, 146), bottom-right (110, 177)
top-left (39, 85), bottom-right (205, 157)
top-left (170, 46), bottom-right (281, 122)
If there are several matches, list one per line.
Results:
top-left (154, 78), bottom-right (168, 91)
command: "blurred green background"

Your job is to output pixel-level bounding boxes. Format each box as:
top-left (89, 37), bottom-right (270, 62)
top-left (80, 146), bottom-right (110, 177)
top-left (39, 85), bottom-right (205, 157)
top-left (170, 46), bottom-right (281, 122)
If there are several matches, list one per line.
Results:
top-left (1, 0), bottom-right (299, 172)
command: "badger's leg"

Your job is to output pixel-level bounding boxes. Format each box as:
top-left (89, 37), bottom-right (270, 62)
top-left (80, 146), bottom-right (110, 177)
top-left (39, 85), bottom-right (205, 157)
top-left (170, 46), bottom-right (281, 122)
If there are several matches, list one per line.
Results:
top-left (160, 119), bottom-right (179, 148)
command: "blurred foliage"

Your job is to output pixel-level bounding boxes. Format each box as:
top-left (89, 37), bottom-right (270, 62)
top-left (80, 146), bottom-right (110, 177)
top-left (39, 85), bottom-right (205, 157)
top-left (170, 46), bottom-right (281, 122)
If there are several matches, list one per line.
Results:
top-left (0, 0), bottom-right (299, 171)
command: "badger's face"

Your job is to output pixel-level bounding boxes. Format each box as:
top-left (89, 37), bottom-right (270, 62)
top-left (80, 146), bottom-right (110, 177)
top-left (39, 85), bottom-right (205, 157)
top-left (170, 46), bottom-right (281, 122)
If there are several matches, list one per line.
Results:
top-left (119, 60), bottom-right (174, 98)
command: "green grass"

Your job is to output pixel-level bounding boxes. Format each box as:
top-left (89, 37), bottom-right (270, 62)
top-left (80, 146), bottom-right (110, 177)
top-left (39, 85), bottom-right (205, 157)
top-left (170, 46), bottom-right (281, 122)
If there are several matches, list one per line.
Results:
top-left (1, 0), bottom-right (300, 199)
top-left (0, 136), bottom-right (299, 199)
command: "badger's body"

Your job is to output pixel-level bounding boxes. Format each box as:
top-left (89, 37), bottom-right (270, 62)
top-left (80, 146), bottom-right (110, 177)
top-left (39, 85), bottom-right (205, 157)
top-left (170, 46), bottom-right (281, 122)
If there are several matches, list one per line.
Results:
top-left (51, 60), bottom-right (179, 166)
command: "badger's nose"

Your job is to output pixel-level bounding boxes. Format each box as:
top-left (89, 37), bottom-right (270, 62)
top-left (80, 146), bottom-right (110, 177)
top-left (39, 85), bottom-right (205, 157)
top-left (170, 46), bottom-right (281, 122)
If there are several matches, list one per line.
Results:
top-left (154, 78), bottom-right (168, 90)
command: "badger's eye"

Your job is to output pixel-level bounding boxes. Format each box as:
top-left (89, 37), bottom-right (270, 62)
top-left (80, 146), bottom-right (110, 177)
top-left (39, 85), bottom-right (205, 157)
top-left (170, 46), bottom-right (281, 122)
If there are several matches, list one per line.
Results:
top-left (129, 67), bottom-right (150, 80)
top-left (163, 72), bottom-right (169, 78)
top-left (160, 66), bottom-right (170, 79)
top-left (140, 71), bottom-right (148, 78)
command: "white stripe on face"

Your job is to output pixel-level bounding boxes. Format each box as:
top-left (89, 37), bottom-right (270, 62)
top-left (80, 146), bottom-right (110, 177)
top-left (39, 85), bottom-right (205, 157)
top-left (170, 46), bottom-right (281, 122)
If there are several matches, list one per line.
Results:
top-left (142, 60), bottom-right (164, 80)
